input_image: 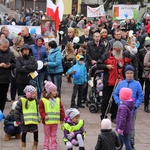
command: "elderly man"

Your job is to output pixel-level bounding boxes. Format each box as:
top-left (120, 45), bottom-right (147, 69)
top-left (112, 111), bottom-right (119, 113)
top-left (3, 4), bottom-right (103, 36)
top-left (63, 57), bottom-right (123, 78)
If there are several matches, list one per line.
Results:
top-left (21, 27), bottom-right (35, 45)
top-left (113, 65), bottom-right (144, 150)
top-left (0, 39), bottom-right (16, 113)
top-left (79, 28), bottom-right (90, 44)
top-left (97, 41), bottom-right (137, 122)
top-left (1, 26), bottom-right (13, 46)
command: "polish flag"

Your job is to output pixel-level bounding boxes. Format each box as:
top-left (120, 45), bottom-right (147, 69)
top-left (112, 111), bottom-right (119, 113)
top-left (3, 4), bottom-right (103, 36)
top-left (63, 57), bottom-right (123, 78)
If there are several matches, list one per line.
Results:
top-left (46, 0), bottom-right (64, 31)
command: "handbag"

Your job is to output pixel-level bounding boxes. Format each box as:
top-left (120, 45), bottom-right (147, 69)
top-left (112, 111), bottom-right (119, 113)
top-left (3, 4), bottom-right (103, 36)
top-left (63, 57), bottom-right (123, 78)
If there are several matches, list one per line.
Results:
top-left (142, 68), bottom-right (150, 79)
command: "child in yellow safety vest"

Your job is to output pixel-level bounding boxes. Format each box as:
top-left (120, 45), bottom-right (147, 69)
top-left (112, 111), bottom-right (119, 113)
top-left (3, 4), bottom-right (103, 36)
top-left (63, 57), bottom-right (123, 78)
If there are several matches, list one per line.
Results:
top-left (39, 80), bottom-right (65, 150)
top-left (14, 85), bottom-right (39, 150)
top-left (61, 108), bottom-right (86, 150)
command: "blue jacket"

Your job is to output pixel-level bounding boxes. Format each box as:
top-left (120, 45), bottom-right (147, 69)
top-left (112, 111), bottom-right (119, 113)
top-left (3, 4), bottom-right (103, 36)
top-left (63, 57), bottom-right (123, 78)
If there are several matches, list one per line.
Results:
top-left (68, 61), bottom-right (87, 85)
top-left (30, 34), bottom-right (47, 72)
top-left (47, 47), bottom-right (63, 74)
top-left (116, 100), bottom-right (134, 134)
top-left (113, 79), bottom-right (144, 112)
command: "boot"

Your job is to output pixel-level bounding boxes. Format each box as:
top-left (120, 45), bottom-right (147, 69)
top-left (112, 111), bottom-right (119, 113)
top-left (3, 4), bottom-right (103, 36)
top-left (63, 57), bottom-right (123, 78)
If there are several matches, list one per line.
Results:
top-left (4, 133), bottom-right (11, 141)
top-left (15, 134), bottom-right (21, 139)
top-left (21, 142), bottom-right (26, 150)
top-left (32, 141), bottom-right (38, 150)
top-left (79, 147), bottom-right (85, 150)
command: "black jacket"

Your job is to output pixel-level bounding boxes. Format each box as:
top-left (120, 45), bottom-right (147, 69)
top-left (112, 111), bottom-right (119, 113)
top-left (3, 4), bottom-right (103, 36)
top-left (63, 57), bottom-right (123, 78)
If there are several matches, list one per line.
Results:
top-left (79, 35), bottom-right (90, 44)
top-left (0, 49), bottom-right (16, 83)
top-left (24, 34), bottom-right (35, 46)
top-left (95, 129), bottom-right (120, 150)
top-left (86, 41), bottom-right (106, 69)
top-left (16, 56), bottom-right (37, 84)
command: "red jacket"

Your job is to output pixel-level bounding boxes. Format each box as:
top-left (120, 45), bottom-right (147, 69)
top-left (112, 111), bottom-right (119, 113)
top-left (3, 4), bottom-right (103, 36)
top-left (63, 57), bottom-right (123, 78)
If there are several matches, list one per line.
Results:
top-left (39, 97), bottom-right (65, 124)
top-left (145, 22), bottom-right (150, 34)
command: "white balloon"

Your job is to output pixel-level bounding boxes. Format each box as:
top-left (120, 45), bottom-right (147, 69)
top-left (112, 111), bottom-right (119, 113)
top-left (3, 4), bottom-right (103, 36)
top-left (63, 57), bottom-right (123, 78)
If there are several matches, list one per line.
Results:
top-left (12, 22), bottom-right (16, 25)
top-left (37, 60), bottom-right (43, 70)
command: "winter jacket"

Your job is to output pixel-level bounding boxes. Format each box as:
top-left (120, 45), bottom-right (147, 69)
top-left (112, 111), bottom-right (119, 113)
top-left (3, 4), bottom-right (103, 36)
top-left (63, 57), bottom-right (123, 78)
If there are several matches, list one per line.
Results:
top-left (116, 100), bottom-right (134, 134)
top-left (30, 34), bottom-right (47, 72)
top-left (95, 129), bottom-right (120, 150)
top-left (68, 61), bottom-right (87, 85)
top-left (145, 22), bottom-right (150, 34)
top-left (113, 79), bottom-right (144, 112)
top-left (39, 97), bottom-right (65, 124)
top-left (23, 34), bottom-right (35, 46)
top-left (14, 98), bottom-right (38, 132)
top-left (16, 55), bottom-right (37, 84)
top-left (86, 40), bottom-right (106, 69)
top-left (47, 47), bottom-right (63, 74)
top-left (4, 112), bottom-right (16, 132)
top-left (0, 49), bottom-right (16, 83)
top-left (97, 50), bottom-right (137, 86)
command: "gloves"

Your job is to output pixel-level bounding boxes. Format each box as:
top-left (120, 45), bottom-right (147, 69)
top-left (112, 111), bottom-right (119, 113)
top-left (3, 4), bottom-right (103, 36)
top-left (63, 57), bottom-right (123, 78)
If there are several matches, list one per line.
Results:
top-left (71, 139), bottom-right (79, 146)
top-left (14, 121), bottom-right (18, 127)
top-left (117, 129), bottom-right (123, 135)
top-left (67, 132), bottom-right (75, 140)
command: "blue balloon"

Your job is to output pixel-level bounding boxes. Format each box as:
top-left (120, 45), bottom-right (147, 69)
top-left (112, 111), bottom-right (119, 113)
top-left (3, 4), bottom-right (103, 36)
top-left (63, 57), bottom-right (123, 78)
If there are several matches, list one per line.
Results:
top-left (124, 13), bottom-right (128, 18)
top-left (30, 28), bottom-right (36, 35)
top-left (73, 66), bottom-right (81, 79)
top-left (0, 110), bottom-right (3, 121)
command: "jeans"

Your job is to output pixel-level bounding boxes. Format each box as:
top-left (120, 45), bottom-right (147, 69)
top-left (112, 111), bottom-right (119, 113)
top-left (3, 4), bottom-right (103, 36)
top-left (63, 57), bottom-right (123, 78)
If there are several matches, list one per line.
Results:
top-left (130, 113), bottom-right (136, 147)
top-left (37, 71), bottom-right (46, 100)
top-left (118, 134), bottom-right (132, 150)
top-left (44, 124), bottom-right (58, 150)
top-left (6, 125), bottom-right (21, 136)
top-left (48, 74), bottom-right (62, 97)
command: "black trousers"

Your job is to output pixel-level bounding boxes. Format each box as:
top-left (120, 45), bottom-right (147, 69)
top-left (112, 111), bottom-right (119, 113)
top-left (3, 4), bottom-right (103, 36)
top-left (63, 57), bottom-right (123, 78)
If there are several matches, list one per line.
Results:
top-left (17, 84), bottom-right (27, 97)
top-left (22, 131), bottom-right (38, 143)
top-left (10, 78), bottom-right (17, 100)
top-left (144, 79), bottom-right (150, 108)
top-left (101, 85), bottom-right (118, 120)
top-left (0, 83), bottom-right (9, 112)
top-left (71, 84), bottom-right (83, 107)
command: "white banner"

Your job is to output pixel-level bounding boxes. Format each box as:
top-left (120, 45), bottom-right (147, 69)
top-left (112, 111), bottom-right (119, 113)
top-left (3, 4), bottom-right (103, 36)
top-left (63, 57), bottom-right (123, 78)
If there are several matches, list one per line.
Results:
top-left (112, 4), bottom-right (139, 20)
top-left (87, 5), bottom-right (105, 17)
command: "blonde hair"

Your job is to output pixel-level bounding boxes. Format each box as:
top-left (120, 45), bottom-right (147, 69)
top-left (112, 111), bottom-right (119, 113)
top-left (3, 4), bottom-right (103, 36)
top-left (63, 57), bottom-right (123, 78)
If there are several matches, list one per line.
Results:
top-left (68, 27), bottom-right (74, 33)
top-left (14, 36), bottom-right (24, 46)
top-left (100, 29), bottom-right (107, 35)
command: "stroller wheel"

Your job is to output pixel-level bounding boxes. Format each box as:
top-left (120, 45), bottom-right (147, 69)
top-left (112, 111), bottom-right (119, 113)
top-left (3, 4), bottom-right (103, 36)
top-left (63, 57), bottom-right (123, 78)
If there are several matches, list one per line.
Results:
top-left (89, 104), bottom-right (98, 113)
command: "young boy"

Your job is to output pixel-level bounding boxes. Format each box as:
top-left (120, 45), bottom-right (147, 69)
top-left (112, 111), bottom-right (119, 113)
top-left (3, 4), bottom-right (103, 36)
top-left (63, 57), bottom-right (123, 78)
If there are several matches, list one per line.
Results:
top-left (67, 55), bottom-right (87, 108)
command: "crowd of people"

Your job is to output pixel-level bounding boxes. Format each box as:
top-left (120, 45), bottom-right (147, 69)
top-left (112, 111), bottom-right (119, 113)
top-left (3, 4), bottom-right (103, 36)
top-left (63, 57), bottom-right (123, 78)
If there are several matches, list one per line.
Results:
top-left (0, 10), bottom-right (150, 150)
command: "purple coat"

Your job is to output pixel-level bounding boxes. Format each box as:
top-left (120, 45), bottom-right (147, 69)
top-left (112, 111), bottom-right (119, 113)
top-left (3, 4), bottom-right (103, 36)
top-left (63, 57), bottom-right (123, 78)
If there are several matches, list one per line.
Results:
top-left (116, 100), bottom-right (134, 134)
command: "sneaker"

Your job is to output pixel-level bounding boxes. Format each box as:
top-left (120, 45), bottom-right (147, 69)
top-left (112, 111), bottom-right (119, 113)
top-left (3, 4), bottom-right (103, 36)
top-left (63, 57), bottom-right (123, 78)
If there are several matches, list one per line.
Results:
top-left (6, 98), bottom-right (11, 102)
top-left (77, 104), bottom-right (85, 108)
top-left (144, 107), bottom-right (150, 113)
top-left (70, 105), bottom-right (78, 109)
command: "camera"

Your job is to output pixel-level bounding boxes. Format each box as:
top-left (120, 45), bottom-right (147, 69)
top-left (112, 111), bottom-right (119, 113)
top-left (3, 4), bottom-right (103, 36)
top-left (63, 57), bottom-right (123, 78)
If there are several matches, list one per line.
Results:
top-left (117, 61), bottom-right (123, 69)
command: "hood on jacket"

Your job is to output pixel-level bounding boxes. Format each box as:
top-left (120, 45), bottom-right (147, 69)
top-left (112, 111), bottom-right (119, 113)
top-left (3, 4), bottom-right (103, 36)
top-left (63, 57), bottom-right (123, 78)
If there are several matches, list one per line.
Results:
top-left (35, 34), bottom-right (44, 46)
top-left (21, 44), bottom-right (31, 52)
top-left (122, 100), bottom-right (135, 111)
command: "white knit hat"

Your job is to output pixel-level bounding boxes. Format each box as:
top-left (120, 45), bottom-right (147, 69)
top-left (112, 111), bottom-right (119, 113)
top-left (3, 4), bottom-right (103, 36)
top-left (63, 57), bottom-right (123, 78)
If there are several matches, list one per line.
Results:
top-left (101, 119), bottom-right (112, 129)
top-left (11, 101), bottom-right (18, 110)
top-left (65, 108), bottom-right (80, 119)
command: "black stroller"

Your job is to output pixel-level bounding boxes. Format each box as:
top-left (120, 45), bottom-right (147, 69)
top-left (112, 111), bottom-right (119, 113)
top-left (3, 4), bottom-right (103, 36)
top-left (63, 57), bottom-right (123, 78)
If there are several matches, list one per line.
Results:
top-left (87, 66), bottom-right (104, 113)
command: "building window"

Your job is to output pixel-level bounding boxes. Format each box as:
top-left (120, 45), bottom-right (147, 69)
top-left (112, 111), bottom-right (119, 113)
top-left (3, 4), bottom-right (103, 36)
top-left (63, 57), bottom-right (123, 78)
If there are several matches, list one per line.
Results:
top-left (72, 0), bottom-right (78, 15)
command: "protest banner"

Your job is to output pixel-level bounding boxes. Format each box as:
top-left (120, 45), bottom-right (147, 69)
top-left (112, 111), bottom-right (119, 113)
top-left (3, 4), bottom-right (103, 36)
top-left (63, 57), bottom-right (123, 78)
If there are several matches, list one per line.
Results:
top-left (87, 5), bottom-right (105, 17)
top-left (112, 4), bottom-right (139, 20)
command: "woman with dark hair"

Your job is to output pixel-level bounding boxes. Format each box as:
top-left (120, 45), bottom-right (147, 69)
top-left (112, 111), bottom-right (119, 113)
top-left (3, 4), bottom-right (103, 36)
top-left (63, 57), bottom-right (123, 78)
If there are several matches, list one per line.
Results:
top-left (44, 40), bottom-right (63, 97)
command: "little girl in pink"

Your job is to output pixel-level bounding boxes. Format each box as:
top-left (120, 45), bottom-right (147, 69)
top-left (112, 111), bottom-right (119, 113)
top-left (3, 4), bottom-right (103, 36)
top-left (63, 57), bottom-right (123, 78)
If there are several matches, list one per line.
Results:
top-left (39, 80), bottom-right (65, 150)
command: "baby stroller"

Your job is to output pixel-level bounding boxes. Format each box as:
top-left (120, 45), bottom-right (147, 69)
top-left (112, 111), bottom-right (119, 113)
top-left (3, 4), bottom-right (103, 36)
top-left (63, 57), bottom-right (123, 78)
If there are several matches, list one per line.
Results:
top-left (87, 66), bottom-right (103, 113)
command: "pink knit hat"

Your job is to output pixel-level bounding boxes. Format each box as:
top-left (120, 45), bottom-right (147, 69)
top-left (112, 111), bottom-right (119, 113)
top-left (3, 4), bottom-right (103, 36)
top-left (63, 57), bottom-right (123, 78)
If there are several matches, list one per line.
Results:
top-left (119, 87), bottom-right (132, 101)
top-left (44, 80), bottom-right (57, 94)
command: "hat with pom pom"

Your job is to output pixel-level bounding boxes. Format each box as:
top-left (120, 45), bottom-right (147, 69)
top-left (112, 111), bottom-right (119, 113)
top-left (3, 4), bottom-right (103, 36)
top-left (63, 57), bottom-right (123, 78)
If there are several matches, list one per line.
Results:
top-left (119, 87), bottom-right (132, 101)
top-left (44, 80), bottom-right (57, 94)
top-left (65, 108), bottom-right (80, 119)
top-left (101, 118), bottom-right (112, 129)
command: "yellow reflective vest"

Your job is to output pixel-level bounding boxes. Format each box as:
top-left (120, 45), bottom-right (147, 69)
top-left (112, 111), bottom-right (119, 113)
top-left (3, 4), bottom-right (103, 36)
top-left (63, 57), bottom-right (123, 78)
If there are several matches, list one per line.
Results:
top-left (61, 120), bottom-right (85, 142)
top-left (21, 97), bottom-right (38, 125)
top-left (41, 97), bottom-right (60, 124)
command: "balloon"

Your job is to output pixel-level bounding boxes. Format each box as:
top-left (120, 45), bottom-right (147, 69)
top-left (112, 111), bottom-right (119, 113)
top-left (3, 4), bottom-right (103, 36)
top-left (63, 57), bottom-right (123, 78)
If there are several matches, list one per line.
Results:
top-left (0, 110), bottom-right (3, 121)
top-left (73, 66), bottom-right (81, 79)
top-left (37, 60), bottom-right (43, 70)
top-left (30, 28), bottom-right (36, 35)
top-left (124, 13), bottom-right (128, 18)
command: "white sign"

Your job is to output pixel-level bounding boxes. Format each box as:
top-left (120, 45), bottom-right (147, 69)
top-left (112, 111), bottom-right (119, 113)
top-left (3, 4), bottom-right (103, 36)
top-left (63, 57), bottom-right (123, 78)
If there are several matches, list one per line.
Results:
top-left (87, 5), bottom-right (105, 17)
top-left (112, 4), bottom-right (139, 20)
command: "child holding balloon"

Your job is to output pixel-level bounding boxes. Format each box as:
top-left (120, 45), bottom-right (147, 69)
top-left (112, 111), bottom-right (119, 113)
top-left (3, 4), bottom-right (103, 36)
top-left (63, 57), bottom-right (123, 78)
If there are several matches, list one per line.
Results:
top-left (67, 55), bottom-right (87, 109)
